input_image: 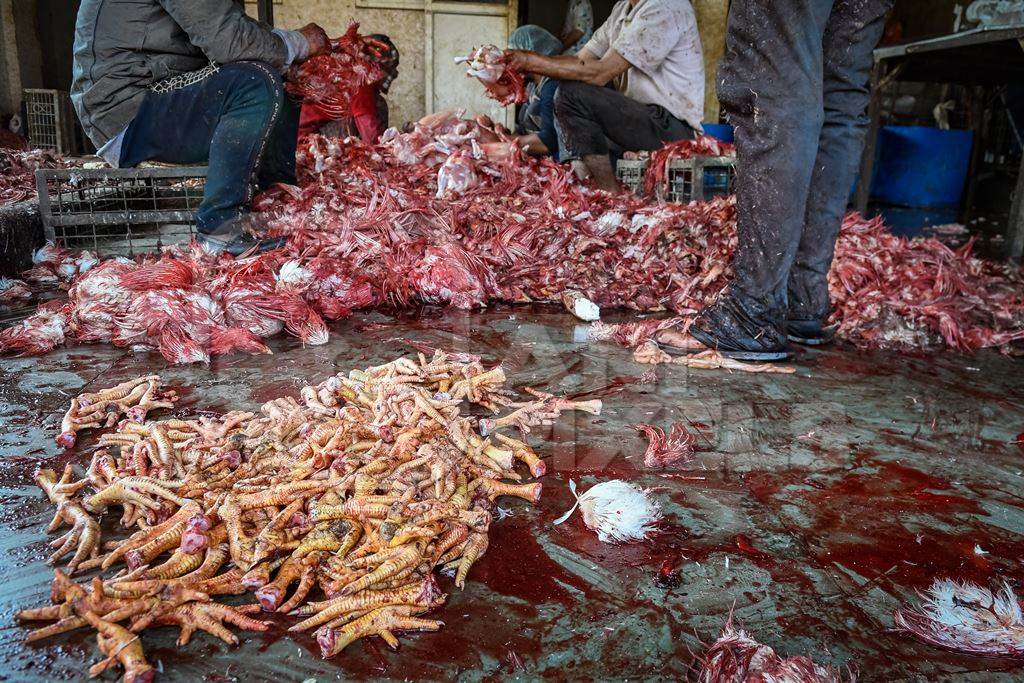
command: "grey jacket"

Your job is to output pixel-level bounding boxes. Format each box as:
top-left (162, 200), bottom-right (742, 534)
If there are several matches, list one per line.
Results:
top-left (72, 0), bottom-right (288, 147)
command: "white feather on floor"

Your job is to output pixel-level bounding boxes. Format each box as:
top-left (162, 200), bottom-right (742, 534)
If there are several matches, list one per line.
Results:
top-left (894, 578), bottom-right (1024, 658)
top-left (554, 479), bottom-right (661, 543)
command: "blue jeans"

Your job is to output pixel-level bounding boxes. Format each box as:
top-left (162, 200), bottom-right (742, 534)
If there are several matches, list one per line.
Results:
top-left (119, 61), bottom-right (299, 234)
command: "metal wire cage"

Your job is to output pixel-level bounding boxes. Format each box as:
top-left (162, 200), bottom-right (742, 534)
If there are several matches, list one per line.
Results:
top-left (615, 159), bottom-right (648, 195)
top-left (23, 89), bottom-right (79, 154)
top-left (35, 166), bottom-right (208, 257)
top-left (665, 156), bottom-right (737, 203)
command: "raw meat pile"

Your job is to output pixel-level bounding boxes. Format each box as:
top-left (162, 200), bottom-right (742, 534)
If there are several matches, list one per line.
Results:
top-left (830, 219), bottom-right (1024, 350)
top-left (0, 147), bottom-right (72, 206)
top-left (2, 112), bottom-right (1023, 363)
top-left (18, 352), bottom-right (599, 679)
top-left (457, 45), bottom-right (528, 106)
top-left (286, 23), bottom-right (385, 119)
top-left (0, 277), bottom-right (33, 303)
top-left (640, 135), bottom-right (736, 198)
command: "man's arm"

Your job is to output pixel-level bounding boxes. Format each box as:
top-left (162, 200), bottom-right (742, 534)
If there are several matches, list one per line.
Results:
top-left (157, 0), bottom-right (326, 68)
top-left (517, 133), bottom-right (549, 156)
top-left (507, 48), bottom-right (629, 88)
top-left (560, 29), bottom-right (583, 51)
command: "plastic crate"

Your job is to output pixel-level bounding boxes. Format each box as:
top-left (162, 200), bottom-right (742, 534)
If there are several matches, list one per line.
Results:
top-left (23, 89), bottom-right (79, 155)
top-left (665, 155), bottom-right (737, 203)
top-left (616, 159), bottom-right (648, 194)
top-left (35, 166), bottom-right (208, 256)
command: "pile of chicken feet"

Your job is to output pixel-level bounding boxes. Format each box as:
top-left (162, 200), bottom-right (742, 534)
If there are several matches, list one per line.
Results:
top-left (18, 351), bottom-right (601, 681)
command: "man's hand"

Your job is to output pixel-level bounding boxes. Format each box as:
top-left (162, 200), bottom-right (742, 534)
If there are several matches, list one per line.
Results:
top-left (504, 49), bottom-right (537, 74)
top-left (474, 115), bottom-right (508, 144)
top-left (299, 23), bottom-right (330, 58)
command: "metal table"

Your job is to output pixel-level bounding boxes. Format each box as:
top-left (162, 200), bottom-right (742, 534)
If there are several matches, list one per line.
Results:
top-left (855, 25), bottom-right (1024, 262)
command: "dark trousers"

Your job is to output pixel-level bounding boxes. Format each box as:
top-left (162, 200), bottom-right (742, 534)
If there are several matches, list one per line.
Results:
top-left (694, 0), bottom-right (892, 350)
top-left (553, 80), bottom-right (695, 159)
top-left (119, 61), bottom-right (299, 234)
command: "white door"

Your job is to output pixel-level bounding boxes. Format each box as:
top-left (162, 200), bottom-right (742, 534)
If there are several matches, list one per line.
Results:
top-left (425, 1), bottom-right (518, 127)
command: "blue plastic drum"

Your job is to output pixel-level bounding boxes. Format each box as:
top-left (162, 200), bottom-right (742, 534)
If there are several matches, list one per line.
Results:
top-left (701, 123), bottom-right (734, 143)
top-left (870, 126), bottom-right (974, 207)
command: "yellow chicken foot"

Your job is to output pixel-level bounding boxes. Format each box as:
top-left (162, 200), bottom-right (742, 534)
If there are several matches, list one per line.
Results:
top-left (132, 601), bottom-right (268, 646)
top-left (316, 605), bottom-right (443, 658)
top-left (36, 466), bottom-right (101, 573)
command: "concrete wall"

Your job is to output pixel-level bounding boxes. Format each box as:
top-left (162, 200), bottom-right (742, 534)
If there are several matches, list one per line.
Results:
top-left (693, 0), bottom-right (726, 123)
top-left (13, 1), bottom-right (43, 92)
top-left (0, 0), bottom-right (44, 119)
top-left (0, 0), bottom-right (77, 121)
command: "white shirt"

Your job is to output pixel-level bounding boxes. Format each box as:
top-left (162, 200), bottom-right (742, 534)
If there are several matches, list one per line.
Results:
top-left (584, 0), bottom-right (705, 129)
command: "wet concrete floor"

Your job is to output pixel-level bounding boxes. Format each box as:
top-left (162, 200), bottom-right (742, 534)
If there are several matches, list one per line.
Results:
top-left (1, 304), bottom-right (1023, 681)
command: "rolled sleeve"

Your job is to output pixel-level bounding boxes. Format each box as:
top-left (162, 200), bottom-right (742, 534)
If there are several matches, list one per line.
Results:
top-left (272, 29), bottom-right (310, 67)
top-left (584, 19), bottom-right (611, 57)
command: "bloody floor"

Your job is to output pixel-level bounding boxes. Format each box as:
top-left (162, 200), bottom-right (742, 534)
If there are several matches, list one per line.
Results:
top-left (0, 304), bottom-right (1022, 681)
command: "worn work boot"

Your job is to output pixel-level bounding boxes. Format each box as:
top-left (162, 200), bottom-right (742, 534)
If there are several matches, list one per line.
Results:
top-left (656, 321), bottom-right (792, 362)
top-left (673, 294), bottom-right (793, 362)
top-left (197, 232), bottom-right (286, 257)
top-left (196, 213), bottom-right (286, 257)
top-left (786, 319), bottom-right (838, 346)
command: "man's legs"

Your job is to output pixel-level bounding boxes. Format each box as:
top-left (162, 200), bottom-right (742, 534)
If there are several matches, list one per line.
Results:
top-left (119, 62), bottom-right (296, 234)
top-left (686, 0), bottom-right (835, 353)
top-left (554, 81), bottom-right (694, 190)
top-left (258, 91), bottom-right (301, 189)
top-left (786, 0), bottom-right (893, 330)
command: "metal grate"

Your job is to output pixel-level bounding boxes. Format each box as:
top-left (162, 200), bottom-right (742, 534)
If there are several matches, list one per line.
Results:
top-left (616, 159), bottom-right (648, 195)
top-left (35, 166), bottom-right (208, 257)
top-left (665, 155), bottom-right (737, 203)
top-left (23, 89), bottom-right (78, 154)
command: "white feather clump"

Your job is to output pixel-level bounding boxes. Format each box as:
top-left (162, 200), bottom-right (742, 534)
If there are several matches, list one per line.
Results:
top-left (554, 480), bottom-right (661, 543)
top-left (894, 578), bottom-right (1024, 658)
top-left (275, 260), bottom-right (313, 290)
